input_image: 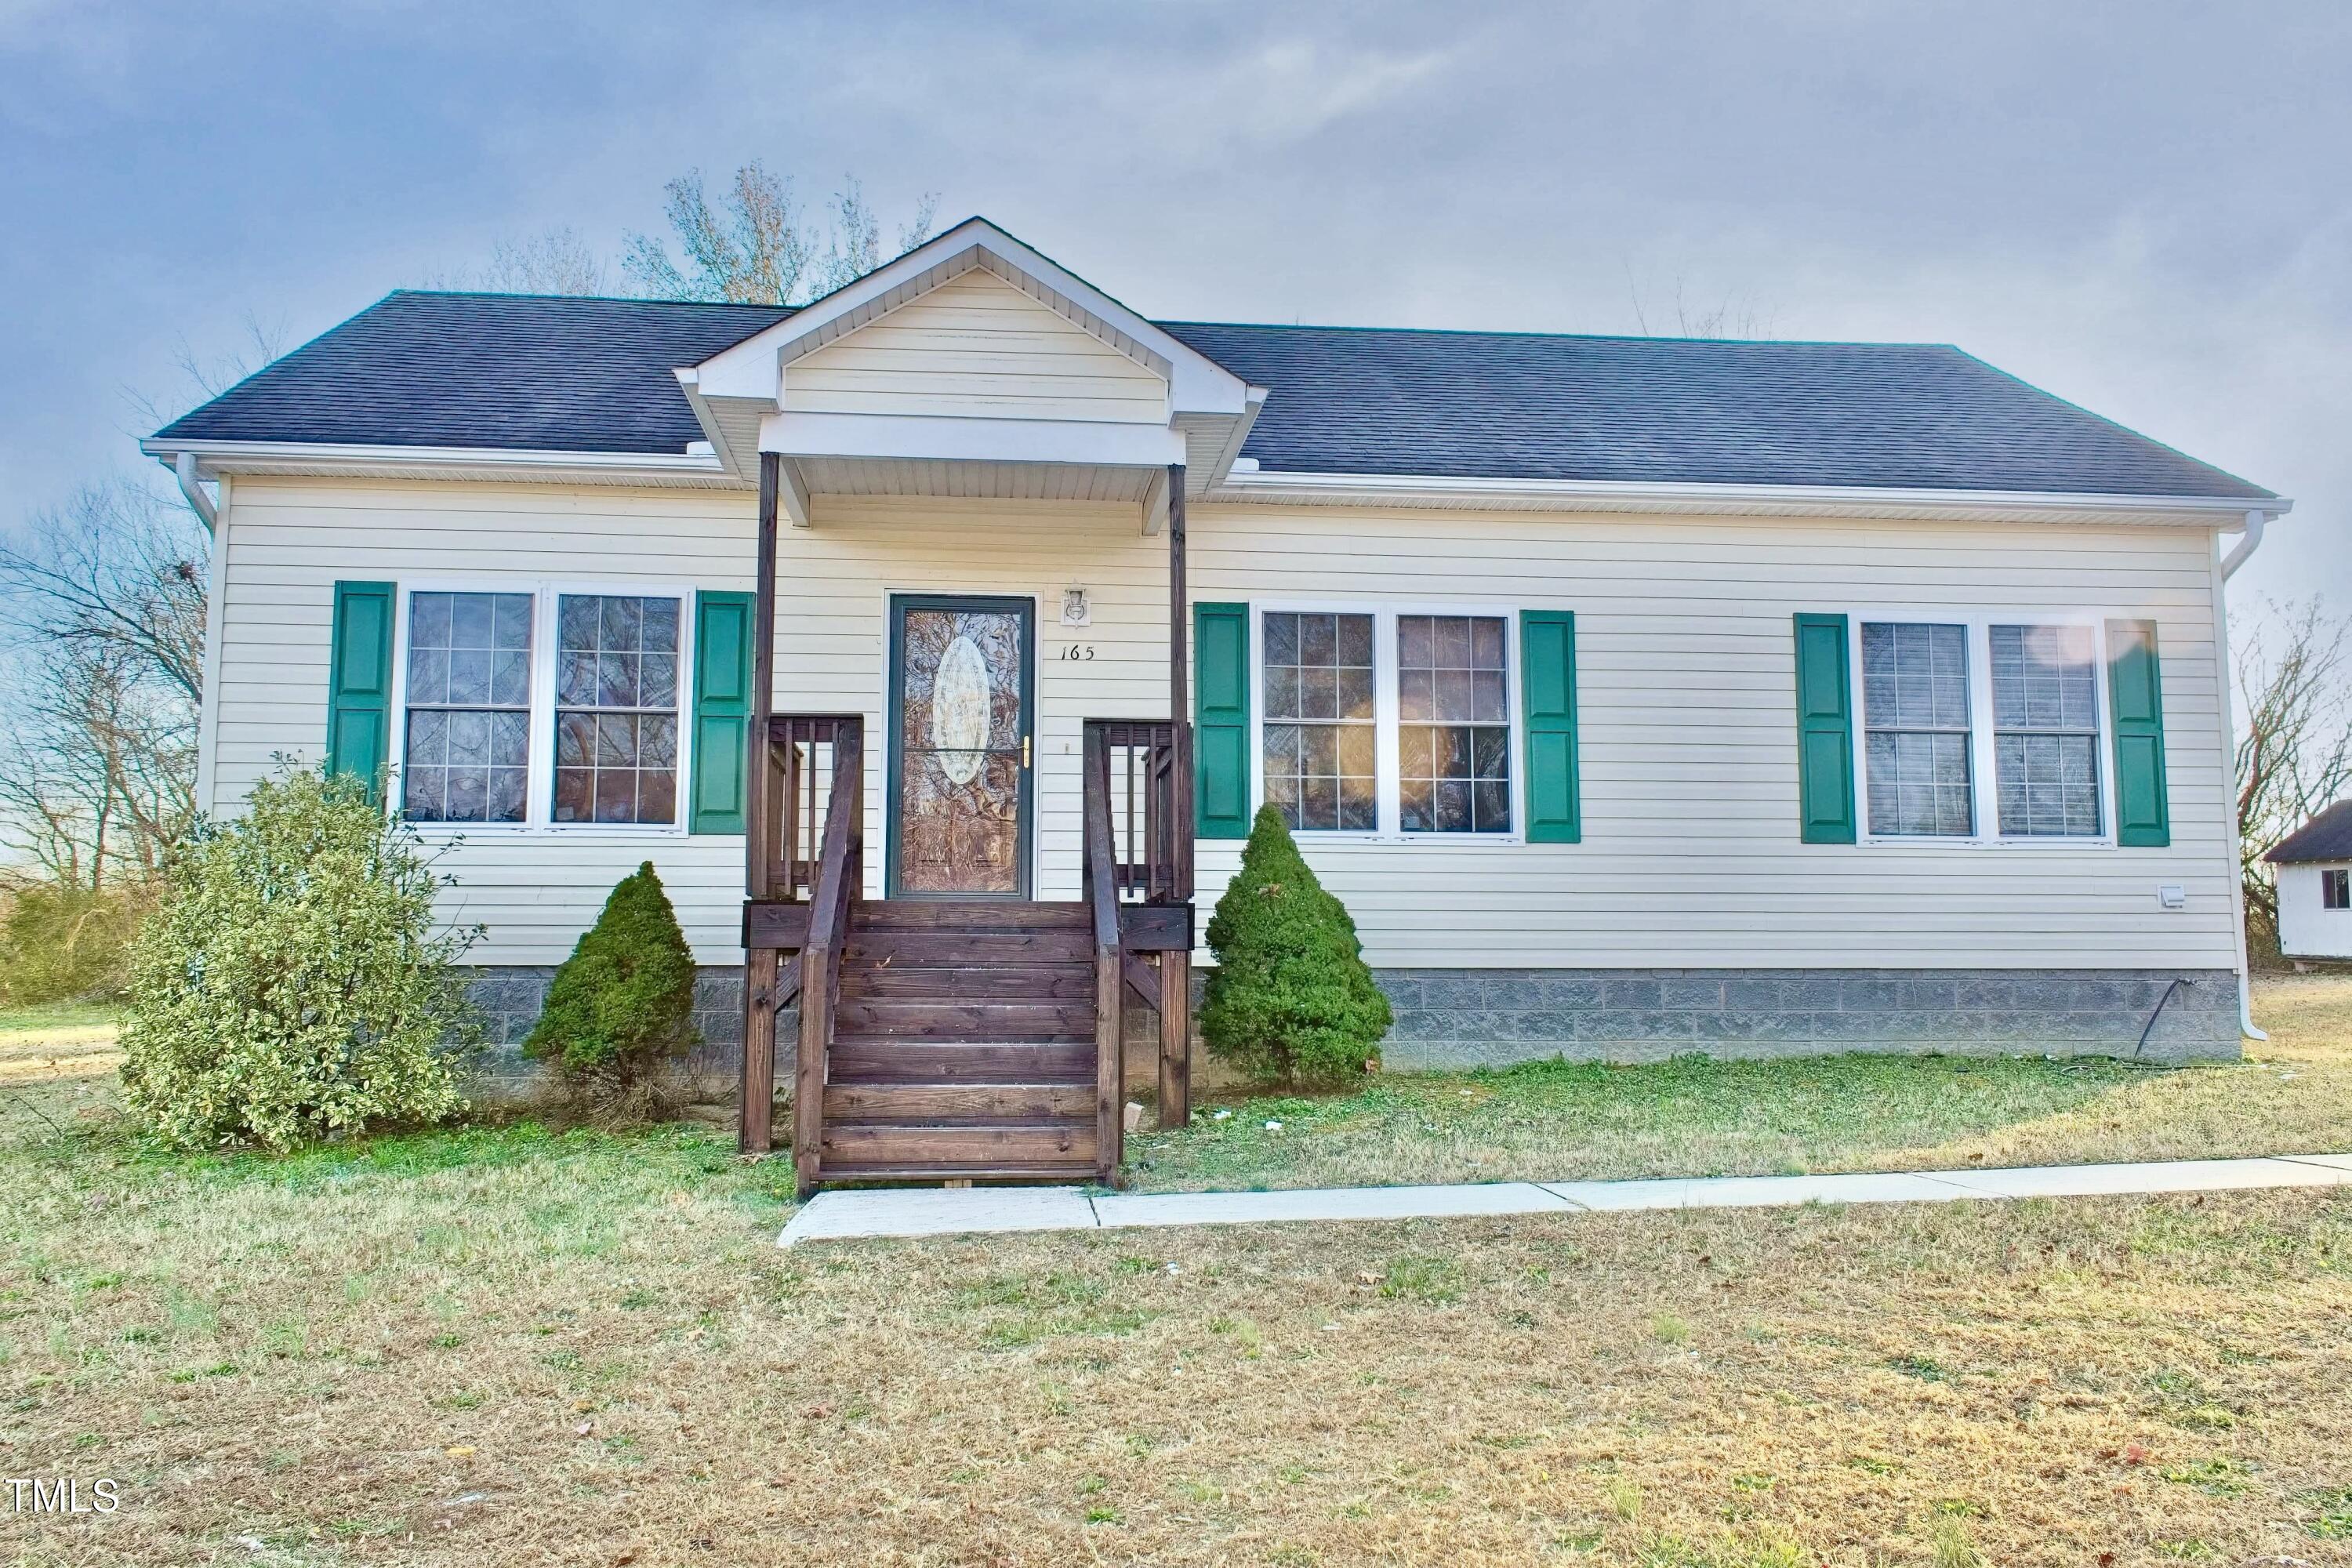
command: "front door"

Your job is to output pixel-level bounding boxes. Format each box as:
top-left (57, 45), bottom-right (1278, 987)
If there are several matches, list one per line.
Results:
top-left (887, 594), bottom-right (1035, 898)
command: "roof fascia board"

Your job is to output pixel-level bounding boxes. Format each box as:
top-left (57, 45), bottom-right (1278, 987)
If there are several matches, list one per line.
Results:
top-left (758, 409), bottom-right (1186, 469)
top-left (1207, 468), bottom-right (2293, 524)
top-left (692, 217), bottom-right (1254, 416)
top-left (670, 368), bottom-right (750, 479)
top-left (142, 437), bottom-right (737, 486)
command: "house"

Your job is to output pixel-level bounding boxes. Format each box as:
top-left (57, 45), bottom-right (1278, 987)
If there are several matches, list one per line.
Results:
top-left (143, 216), bottom-right (2287, 1192)
top-left (2265, 800), bottom-right (2352, 961)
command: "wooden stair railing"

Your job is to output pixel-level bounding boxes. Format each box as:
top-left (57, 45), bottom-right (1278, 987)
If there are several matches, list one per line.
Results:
top-left (1082, 724), bottom-right (1126, 1184)
top-left (1084, 719), bottom-right (1195, 1129)
top-left (791, 722), bottom-right (862, 1197)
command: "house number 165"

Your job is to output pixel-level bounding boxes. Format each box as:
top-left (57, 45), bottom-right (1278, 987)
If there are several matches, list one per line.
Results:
top-left (1058, 645), bottom-right (1096, 661)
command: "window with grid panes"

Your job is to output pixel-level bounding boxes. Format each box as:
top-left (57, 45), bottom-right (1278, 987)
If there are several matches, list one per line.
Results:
top-left (553, 594), bottom-right (682, 825)
top-left (1260, 610), bottom-right (1377, 831)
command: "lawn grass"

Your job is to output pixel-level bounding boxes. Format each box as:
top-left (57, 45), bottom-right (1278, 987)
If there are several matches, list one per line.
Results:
top-left (1125, 973), bottom-right (2352, 1192)
top-left (7, 982), bottom-right (2352, 1563)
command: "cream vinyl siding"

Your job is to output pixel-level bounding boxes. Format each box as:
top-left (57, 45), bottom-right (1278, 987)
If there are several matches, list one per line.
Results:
top-left (782, 270), bottom-right (1168, 425)
top-left (209, 478), bottom-right (758, 965)
top-left (206, 477), bottom-right (2239, 973)
top-left (1187, 503), bottom-right (2237, 971)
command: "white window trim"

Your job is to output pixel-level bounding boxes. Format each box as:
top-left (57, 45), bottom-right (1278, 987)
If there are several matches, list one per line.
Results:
top-left (388, 578), bottom-right (698, 837)
top-left (1247, 600), bottom-right (1525, 844)
top-left (1846, 609), bottom-right (2116, 850)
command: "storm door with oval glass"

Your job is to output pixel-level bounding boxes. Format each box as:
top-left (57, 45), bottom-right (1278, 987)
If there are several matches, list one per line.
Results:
top-left (887, 595), bottom-right (1035, 897)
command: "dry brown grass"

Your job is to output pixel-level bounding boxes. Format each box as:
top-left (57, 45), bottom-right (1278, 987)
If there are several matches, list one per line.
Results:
top-left (9, 985), bottom-right (2352, 1565)
top-left (1130, 975), bottom-right (2352, 1193)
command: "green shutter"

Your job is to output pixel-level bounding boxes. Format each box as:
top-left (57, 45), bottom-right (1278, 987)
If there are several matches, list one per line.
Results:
top-left (2107, 619), bottom-right (2169, 847)
top-left (326, 581), bottom-right (395, 801)
top-left (1793, 612), bottom-right (1856, 844)
top-left (1194, 601), bottom-right (1250, 839)
top-left (1519, 609), bottom-right (1581, 844)
top-left (690, 590), bottom-right (756, 834)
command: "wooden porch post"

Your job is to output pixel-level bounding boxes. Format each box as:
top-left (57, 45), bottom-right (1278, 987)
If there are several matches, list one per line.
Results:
top-left (1162, 462), bottom-right (1194, 1129)
top-left (739, 452), bottom-right (782, 1155)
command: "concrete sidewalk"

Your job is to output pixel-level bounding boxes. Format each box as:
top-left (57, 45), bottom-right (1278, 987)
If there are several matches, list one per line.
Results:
top-left (779, 1152), bottom-right (2352, 1247)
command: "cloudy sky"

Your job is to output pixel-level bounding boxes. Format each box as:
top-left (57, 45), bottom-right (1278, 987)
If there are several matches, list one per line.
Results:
top-left (2, 0), bottom-right (2343, 603)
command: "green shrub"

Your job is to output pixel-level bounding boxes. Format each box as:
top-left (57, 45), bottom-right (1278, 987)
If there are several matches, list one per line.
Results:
top-left (119, 765), bottom-right (481, 1152)
top-left (523, 861), bottom-right (699, 1091)
top-left (0, 882), bottom-right (147, 1004)
top-left (1200, 803), bottom-right (1392, 1086)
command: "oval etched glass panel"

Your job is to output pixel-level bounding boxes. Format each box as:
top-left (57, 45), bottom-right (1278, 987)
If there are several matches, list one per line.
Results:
top-left (929, 634), bottom-right (993, 785)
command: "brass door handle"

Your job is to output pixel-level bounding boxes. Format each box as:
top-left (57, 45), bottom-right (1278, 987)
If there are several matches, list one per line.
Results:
top-left (1021, 735), bottom-right (1032, 768)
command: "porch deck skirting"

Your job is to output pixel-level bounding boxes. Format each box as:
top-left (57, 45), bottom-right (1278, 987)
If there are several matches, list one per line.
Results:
top-left (459, 962), bottom-right (2240, 1091)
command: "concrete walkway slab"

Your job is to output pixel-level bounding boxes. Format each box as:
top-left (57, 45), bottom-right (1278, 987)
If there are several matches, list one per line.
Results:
top-left (1918, 1156), bottom-right (2352, 1200)
top-left (1092, 1181), bottom-right (1572, 1232)
top-left (779, 1184), bottom-right (1096, 1246)
top-left (776, 1152), bottom-right (2352, 1247)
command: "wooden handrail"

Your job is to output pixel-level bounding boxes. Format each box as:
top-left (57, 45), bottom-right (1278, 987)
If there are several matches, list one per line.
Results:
top-left (1082, 724), bottom-right (1124, 1183)
top-left (793, 722), bottom-right (862, 1196)
top-left (1083, 717), bottom-right (1189, 904)
top-left (764, 713), bottom-right (860, 903)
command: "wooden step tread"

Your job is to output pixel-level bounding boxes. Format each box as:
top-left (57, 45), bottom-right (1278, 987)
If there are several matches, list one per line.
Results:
top-left (818, 1120), bottom-right (1098, 1167)
top-left (839, 964), bottom-right (1094, 1001)
top-left (833, 999), bottom-right (1094, 1040)
top-left (851, 900), bottom-right (1088, 931)
top-left (841, 931), bottom-right (1094, 966)
top-left (824, 1082), bottom-right (1095, 1123)
top-left (828, 1039), bottom-right (1094, 1084)
top-left (815, 1163), bottom-right (1102, 1184)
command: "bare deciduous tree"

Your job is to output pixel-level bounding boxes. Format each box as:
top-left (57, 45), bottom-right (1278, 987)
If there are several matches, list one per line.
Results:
top-left (422, 227), bottom-right (611, 296)
top-left (622, 163), bottom-right (938, 305)
top-left (1625, 267), bottom-right (1777, 339)
top-left (0, 481), bottom-right (207, 891)
top-left (2233, 595), bottom-right (2352, 948)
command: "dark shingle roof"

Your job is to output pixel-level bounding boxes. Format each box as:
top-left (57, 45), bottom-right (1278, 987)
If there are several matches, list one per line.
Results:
top-left (154, 292), bottom-right (2271, 500)
top-left (2265, 800), bottom-right (2352, 864)
top-left (154, 292), bottom-right (794, 454)
top-left (1157, 323), bottom-right (2270, 499)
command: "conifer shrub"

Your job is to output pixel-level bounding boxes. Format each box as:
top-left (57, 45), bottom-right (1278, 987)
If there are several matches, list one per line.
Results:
top-left (1200, 803), bottom-right (1392, 1086)
top-left (523, 861), bottom-right (699, 1094)
top-left (120, 764), bottom-right (481, 1151)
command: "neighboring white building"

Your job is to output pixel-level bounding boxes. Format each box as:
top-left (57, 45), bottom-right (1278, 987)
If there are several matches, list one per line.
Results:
top-left (143, 217), bottom-right (2291, 1179)
top-left (2267, 800), bottom-right (2352, 961)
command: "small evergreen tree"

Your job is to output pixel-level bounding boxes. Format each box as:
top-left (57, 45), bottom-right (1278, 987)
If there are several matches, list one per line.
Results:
top-left (524, 861), bottom-right (699, 1091)
top-left (121, 764), bottom-right (480, 1152)
top-left (1200, 804), bottom-right (1392, 1086)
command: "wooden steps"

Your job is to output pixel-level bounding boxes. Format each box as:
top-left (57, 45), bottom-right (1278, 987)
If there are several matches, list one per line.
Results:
top-left (815, 901), bottom-right (1102, 1184)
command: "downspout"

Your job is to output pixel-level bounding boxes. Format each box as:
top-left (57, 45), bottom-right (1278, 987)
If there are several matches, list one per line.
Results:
top-left (2220, 507), bottom-right (2271, 1041)
top-left (173, 451), bottom-right (219, 529)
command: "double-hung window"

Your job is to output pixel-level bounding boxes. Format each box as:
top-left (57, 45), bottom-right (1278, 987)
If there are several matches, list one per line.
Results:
top-left (1256, 606), bottom-right (1516, 838)
top-left (397, 585), bottom-right (688, 831)
top-left (554, 594), bottom-right (681, 826)
top-left (1853, 615), bottom-right (2111, 844)
top-left (402, 592), bottom-right (534, 825)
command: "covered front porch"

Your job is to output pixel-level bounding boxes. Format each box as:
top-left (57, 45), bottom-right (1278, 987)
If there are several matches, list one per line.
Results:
top-left (677, 220), bottom-right (1263, 1191)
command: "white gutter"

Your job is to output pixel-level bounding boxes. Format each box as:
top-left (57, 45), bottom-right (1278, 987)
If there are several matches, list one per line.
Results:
top-left (173, 450), bottom-right (219, 530)
top-left (143, 437), bottom-right (731, 481)
top-left (2216, 506), bottom-right (2274, 1040)
top-left (2220, 506), bottom-right (2267, 577)
top-left (1215, 467), bottom-right (2295, 523)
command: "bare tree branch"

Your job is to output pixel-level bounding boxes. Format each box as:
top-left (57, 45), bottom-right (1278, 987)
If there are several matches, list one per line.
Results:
top-left (2233, 595), bottom-right (2352, 949)
top-left (621, 164), bottom-right (935, 305)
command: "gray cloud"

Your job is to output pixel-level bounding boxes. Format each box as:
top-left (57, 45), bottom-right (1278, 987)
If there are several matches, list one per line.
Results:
top-left (2, 0), bottom-right (2342, 601)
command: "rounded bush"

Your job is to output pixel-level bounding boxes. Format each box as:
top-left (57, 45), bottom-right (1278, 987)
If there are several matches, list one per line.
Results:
top-left (523, 860), bottom-right (699, 1090)
top-left (1200, 804), bottom-right (1392, 1086)
top-left (120, 766), bottom-right (481, 1151)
